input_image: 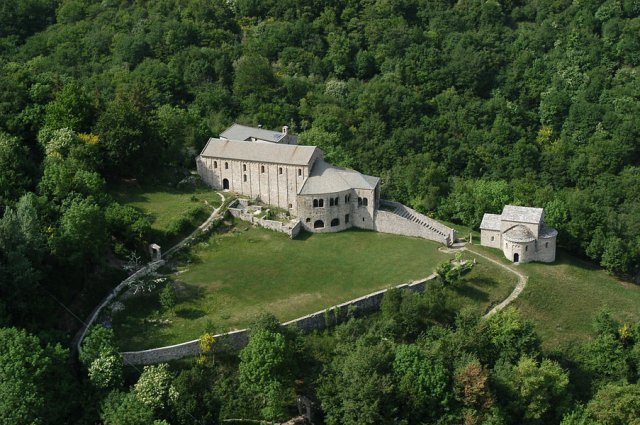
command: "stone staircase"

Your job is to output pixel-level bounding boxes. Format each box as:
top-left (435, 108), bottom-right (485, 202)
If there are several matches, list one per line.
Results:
top-left (377, 200), bottom-right (455, 246)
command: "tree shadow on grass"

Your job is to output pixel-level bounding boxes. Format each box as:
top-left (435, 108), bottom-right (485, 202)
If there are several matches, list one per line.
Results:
top-left (175, 307), bottom-right (206, 319)
top-left (454, 276), bottom-right (500, 302)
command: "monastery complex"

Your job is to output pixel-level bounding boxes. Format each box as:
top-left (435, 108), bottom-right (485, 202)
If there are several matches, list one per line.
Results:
top-left (196, 124), bottom-right (453, 244)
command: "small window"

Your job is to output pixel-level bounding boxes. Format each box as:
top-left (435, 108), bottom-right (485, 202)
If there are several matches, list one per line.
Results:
top-left (261, 165), bottom-right (265, 173)
top-left (298, 169), bottom-right (302, 176)
top-left (545, 242), bottom-right (548, 248)
top-left (243, 164), bottom-right (246, 171)
top-left (288, 203), bottom-right (292, 209)
top-left (243, 174), bottom-right (247, 182)
top-left (319, 199), bottom-right (324, 208)
top-left (330, 198), bottom-right (334, 207)
top-left (491, 236), bottom-right (494, 241)
top-left (362, 217), bottom-right (365, 222)
top-left (334, 197), bottom-right (339, 205)
top-left (525, 245), bottom-right (528, 252)
top-left (279, 167), bottom-right (283, 174)
top-left (345, 195), bottom-right (348, 203)
top-left (345, 214), bottom-right (350, 223)
top-left (225, 162), bottom-right (228, 169)
top-left (313, 199), bottom-right (318, 208)
top-left (358, 197), bottom-right (362, 206)
top-left (306, 218), bottom-right (311, 223)
top-left (331, 218), bottom-right (340, 227)
top-left (214, 161), bottom-right (217, 169)
top-left (363, 198), bottom-right (368, 206)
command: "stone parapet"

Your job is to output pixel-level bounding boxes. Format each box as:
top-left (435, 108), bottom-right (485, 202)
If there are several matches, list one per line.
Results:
top-left (120, 275), bottom-right (436, 365)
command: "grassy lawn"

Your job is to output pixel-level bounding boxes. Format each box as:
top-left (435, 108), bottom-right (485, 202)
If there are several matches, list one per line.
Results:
top-left (468, 244), bottom-right (640, 350)
top-left (113, 222), bottom-right (516, 351)
top-left (109, 183), bottom-right (222, 246)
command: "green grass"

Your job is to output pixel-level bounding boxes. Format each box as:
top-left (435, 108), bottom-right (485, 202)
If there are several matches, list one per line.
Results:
top-left (113, 222), bottom-right (516, 351)
top-left (109, 183), bottom-right (222, 246)
top-left (468, 244), bottom-right (640, 350)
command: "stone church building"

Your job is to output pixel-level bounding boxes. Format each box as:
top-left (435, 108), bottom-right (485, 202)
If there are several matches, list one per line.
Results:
top-left (480, 205), bottom-right (557, 263)
top-left (196, 124), bottom-right (380, 233)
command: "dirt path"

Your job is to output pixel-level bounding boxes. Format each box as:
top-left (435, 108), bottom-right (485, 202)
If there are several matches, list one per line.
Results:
top-left (440, 244), bottom-right (528, 318)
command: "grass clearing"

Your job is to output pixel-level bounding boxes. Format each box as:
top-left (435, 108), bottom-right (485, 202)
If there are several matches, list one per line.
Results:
top-left (109, 183), bottom-right (222, 246)
top-left (113, 221), bottom-right (516, 351)
top-left (468, 244), bottom-right (640, 350)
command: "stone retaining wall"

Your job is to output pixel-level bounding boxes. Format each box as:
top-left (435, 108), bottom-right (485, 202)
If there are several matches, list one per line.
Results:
top-left (120, 274), bottom-right (436, 365)
top-left (228, 202), bottom-right (301, 238)
top-left (376, 200), bottom-right (455, 245)
top-left (374, 210), bottom-right (449, 244)
top-left (74, 260), bottom-right (165, 356)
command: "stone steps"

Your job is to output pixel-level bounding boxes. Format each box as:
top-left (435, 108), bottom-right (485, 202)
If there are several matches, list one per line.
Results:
top-left (393, 206), bottom-right (446, 237)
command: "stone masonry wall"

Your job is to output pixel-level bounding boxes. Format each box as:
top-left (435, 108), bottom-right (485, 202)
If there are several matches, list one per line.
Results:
top-left (120, 275), bottom-right (436, 365)
top-left (228, 204), bottom-right (301, 239)
top-left (374, 210), bottom-right (450, 245)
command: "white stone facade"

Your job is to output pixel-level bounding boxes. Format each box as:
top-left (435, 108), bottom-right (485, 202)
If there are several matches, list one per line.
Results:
top-left (196, 125), bottom-right (380, 233)
top-left (480, 205), bottom-right (557, 263)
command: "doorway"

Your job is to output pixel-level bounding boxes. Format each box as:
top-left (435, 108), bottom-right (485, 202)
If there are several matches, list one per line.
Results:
top-left (223, 178), bottom-right (229, 190)
top-left (514, 253), bottom-right (519, 263)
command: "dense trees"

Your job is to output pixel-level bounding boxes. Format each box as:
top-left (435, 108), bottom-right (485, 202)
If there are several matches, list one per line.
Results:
top-left (0, 0), bottom-right (639, 423)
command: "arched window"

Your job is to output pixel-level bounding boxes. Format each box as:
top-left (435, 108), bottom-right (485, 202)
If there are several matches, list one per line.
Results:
top-left (330, 198), bottom-right (334, 206)
top-left (331, 218), bottom-right (340, 227)
top-left (319, 199), bottom-right (324, 208)
top-left (214, 161), bottom-right (217, 169)
top-left (314, 220), bottom-right (324, 229)
top-left (363, 198), bottom-right (368, 206)
top-left (279, 167), bottom-right (283, 174)
top-left (313, 199), bottom-right (318, 208)
top-left (225, 162), bottom-right (228, 169)
top-left (243, 175), bottom-right (247, 182)
top-left (243, 164), bottom-right (246, 171)
top-left (358, 197), bottom-right (362, 206)
top-left (261, 165), bottom-right (265, 173)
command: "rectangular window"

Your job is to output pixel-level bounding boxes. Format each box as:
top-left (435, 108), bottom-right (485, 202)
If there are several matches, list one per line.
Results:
top-left (345, 214), bottom-right (349, 223)
top-left (279, 167), bottom-right (283, 174)
top-left (298, 169), bottom-right (302, 176)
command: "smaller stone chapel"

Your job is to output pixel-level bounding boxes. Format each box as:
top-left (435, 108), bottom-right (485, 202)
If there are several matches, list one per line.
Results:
top-left (480, 205), bottom-right (557, 263)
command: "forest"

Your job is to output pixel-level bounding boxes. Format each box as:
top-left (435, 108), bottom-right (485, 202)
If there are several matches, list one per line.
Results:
top-left (0, 0), bottom-right (639, 424)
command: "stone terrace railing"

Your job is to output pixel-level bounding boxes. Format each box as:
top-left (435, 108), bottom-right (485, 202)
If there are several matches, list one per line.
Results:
top-left (120, 274), bottom-right (437, 365)
top-left (375, 200), bottom-right (455, 246)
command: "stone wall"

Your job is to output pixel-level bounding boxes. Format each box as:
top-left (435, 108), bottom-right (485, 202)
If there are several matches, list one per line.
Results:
top-left (374, 210), bottom-right (451, 245)
top-left (120, 274), bottom-right (436, 365)
top-left (74, 260), bottom-right (165, 356)
top-left (228, 202), bottom-right (301, 239)
top-left (197, 153), bottom-right (321, 216)
top-left (480, 229), bottom-right (501, 248)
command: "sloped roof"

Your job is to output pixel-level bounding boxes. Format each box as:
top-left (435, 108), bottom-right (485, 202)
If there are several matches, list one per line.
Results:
top-left (200, 138), bottom-right (317, 166)
top-left (539, 225), bottom-right (558, 239)
top-left (503, 225), bottom-right (536, 243)
top-left (480, 213), bottom-right (502, 231)
top-left (220, 123), bottom-right (294, 143)
top-left (298, 160), bottom-right (379, 195)
top-left (501, 205), bottom-right (544, 224)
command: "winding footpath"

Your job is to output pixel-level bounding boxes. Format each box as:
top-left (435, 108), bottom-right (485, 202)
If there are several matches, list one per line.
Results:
top-left (73, 192), bottom-right (228, 355)
top-left (440, 243), bottom-right (529, 318)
